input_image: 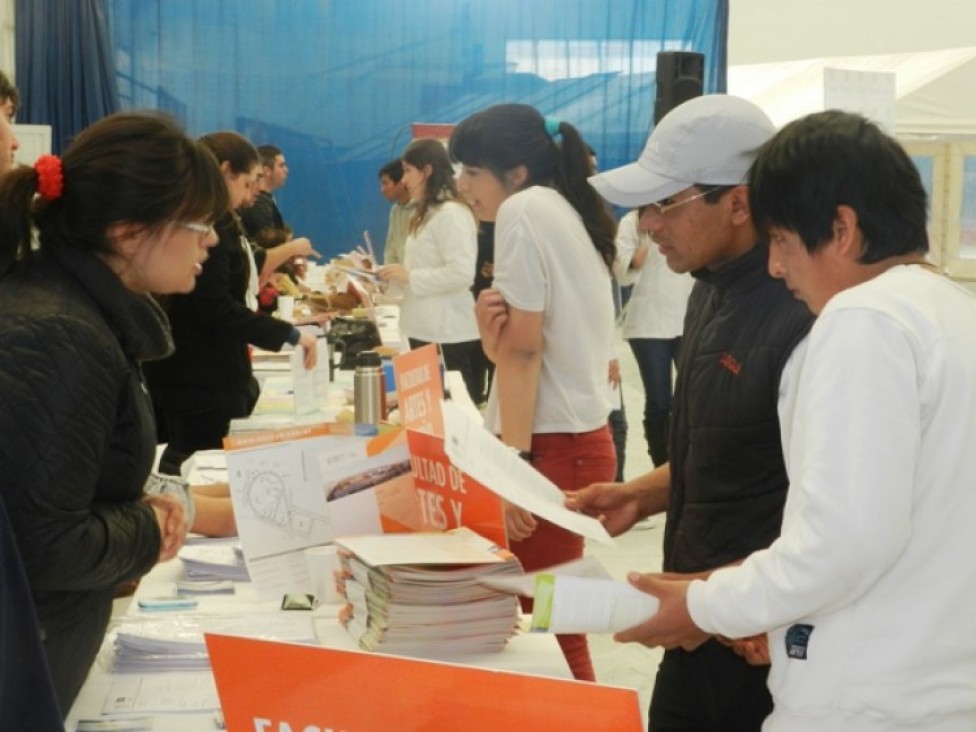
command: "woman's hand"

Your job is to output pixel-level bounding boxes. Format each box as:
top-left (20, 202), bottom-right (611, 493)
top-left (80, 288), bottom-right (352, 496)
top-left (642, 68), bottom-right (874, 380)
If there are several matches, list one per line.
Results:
top-left (504, 500), bottom-right (538, 542)
top-left (286, 237), bottom-right (322, 261)
top-left (297, 330), bottom-right (319, 369)
top-left (377, 264), bottom-right (409, 285)
top-left (475, 288), bottom-right (509, 359)
top-left (608, 359), bottom-right (621, 388)
top-left (144, 493), bottom-right (188, 562)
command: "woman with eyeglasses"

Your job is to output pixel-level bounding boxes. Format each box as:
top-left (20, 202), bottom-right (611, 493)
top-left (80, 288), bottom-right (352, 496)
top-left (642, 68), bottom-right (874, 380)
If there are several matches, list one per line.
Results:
top-left (449, 104), bottom-right (617, 681)
top-left (0, 112), bottom-right (223, 714)
top-left (145, 131), bottom-right (318, 475)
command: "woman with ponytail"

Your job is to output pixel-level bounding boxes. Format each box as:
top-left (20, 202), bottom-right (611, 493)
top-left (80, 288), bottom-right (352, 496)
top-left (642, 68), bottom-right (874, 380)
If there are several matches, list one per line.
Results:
top-left (0, 112), bottom-right (227, 713)
top-left (448, 104), bottom-right (617, 681)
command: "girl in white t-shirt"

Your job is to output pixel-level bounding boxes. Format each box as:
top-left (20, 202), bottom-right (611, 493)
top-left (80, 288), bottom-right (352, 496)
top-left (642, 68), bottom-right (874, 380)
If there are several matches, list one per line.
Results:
top-left (378, 138), bottom-right (483, 403)
top-left (448, 104), bottom-right (617, 681)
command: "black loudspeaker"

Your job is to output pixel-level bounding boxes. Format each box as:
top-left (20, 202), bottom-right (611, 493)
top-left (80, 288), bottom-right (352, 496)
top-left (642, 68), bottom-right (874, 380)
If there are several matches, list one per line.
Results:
top-left (654, 51), bottom-right (705, 124)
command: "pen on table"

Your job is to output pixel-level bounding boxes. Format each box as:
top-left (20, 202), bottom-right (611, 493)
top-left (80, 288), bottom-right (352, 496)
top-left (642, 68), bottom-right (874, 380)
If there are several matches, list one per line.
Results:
top-left (75, 717), bottom-right (154, 732)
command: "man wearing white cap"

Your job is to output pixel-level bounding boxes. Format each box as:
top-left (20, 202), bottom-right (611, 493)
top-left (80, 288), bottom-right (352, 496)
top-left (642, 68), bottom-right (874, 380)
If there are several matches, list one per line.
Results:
top-left (569, 95), bottom-right (813, 730)
top-left (607, 111), bottom-right (976, 731)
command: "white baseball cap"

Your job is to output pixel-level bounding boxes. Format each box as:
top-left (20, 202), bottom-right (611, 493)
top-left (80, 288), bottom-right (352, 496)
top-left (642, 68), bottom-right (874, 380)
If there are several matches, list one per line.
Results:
top-left (589, 94), bottom-right (775, 208)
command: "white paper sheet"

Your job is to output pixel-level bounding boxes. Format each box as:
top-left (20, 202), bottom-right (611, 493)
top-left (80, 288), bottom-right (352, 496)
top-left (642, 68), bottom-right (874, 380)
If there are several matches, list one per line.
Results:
top-left (532, 575), bottom-right (659, 634)
top-left (226, 432), bottom-right (410, 600)
top-left (440, 401), bottom-right (615, 546)
top-left (103, 673), bottom-right (219, 714)
top-left (334, 526), bottom-right (507, 567)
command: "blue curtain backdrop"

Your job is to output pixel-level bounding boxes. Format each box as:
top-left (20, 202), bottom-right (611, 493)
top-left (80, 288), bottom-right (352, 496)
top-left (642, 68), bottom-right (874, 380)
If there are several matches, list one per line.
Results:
top-left (14, 0), bottom-right (120, 153)
top-left (102, 0), bottom-right (727, 256)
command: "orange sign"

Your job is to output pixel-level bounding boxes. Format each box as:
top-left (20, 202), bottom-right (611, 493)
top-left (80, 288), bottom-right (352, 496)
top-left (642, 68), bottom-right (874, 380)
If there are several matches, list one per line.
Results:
top-left (206, 634), bottom-right (643, 732)
top-left (411, 122), bottom-right (455, 141)
top-left (405, 430), bottom-right (507, 547)
top-left (392, 345), bottom-right (444, 436)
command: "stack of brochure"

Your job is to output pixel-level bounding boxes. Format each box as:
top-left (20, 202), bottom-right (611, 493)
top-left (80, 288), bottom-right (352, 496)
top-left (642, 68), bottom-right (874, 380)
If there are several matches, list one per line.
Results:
top-left (335, 528), bottom-right (522, 656)
top-left (111, 614), bottom-right (318, 672)
top-left (178, 542), bottom-right (250, 583)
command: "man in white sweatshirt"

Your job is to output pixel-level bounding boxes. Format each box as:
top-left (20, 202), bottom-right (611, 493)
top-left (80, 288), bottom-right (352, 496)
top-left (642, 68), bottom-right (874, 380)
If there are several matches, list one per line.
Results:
top-left (615, 110), bottom-right (976, 730)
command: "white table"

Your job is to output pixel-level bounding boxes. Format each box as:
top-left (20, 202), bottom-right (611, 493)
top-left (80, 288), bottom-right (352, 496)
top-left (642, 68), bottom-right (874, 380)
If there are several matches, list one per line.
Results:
top-left (66, 550), bottom-right (570, 731)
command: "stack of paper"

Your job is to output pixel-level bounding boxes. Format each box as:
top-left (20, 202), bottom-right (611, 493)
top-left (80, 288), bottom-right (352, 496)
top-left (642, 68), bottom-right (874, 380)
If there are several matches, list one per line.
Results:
top-left (178, 542), bottom-right (250, 583)
top-left (335, 528), bottom-right (522, 656)
top-left (112, 614), bottom-right (318, 672)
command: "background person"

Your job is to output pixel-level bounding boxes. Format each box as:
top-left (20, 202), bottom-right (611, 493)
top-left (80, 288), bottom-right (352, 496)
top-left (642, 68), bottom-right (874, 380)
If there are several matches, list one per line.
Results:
top-left (378, 157), bottom-right (415, 265)
top-left (570, 95), bottom-right (814, 729)
top-left (0, 69), bottom-right (18, 120)
top-left (0, 112), bottom-right (222, 711)
top-left (469, 216), bottom-right (495, 405)
top-left (613, 207), bottom-right (694, 466)
top-left (450, 104), bottom-right (618, 681)
top-left (145, 131), bottom-right (318, 475)
top-left (377, 138), bottom-right (483, 404)
top-left (619, 109), bottom-right (976, 732)
top-left (0, 107), bottom-right (18, 171)
top-left (240, 143), bottom-right (288, 240)
top-left (241, 144), bottom-right (315, 283)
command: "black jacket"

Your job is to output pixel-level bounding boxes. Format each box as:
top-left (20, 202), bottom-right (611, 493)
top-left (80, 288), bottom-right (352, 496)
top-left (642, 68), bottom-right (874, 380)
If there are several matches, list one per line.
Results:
top-left (665, 244), bottom-right (814, 573)
top-left (240, 190), bottom-right (285, 241)
top-left (145, 213), bottom-right (294, 396)
top-left (0, 245), bottom-right (168, 706)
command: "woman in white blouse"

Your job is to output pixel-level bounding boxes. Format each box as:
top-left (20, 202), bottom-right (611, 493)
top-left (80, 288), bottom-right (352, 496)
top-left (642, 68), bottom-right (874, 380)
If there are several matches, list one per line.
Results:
top-left (378, 138), bottom-right (482, 403)
top-left (614, 208), bottom-right (694, 466)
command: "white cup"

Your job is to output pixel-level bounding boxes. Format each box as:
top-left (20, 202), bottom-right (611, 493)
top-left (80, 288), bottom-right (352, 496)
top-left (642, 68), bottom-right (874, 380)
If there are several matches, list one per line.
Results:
top-left (277, 295), bottom-right (296, 322)
top-left (305, 544), bottom-right (340, 604)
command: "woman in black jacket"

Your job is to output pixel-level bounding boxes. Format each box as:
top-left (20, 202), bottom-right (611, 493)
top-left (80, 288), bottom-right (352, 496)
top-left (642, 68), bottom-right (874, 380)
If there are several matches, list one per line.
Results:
top-left (0, 112), bottom-right (227, 714)
top-left (145, 131), bottom-right (318, 474)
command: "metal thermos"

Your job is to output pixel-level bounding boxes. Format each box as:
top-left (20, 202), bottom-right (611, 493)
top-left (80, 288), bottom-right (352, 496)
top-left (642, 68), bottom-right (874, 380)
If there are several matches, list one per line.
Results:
top-left (353, 350), bottom-right (384, 427)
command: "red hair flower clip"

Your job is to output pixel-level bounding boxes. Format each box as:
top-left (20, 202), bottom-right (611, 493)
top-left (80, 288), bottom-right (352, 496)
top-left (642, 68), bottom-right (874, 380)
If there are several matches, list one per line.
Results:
top-left (35, 154), bottom-right (64, 202)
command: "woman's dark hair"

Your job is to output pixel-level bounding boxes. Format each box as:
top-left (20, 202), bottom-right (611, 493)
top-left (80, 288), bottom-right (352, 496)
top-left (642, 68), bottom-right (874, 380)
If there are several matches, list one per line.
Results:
top-left (0, 111), bottom-right (228, 279)
top-left (749, 110), bottom-right (928, 263)
top-left (448, 103), bottom-right (616, 269)
top-left (199, 130), bottom-right (260, 176)
top-left (400, 138), bottom-right (466, 233)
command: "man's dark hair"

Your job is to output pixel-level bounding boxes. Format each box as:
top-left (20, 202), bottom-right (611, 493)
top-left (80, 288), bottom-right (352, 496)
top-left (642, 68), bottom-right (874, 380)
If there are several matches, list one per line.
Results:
top-left (379, 158), bottom-right (403, 182)
top-left (257, 144), bottom-right (282, 169)
top-left (749, 110), bottom-right (928, 263)
top-left (0, 71), bottom-right (19, 114)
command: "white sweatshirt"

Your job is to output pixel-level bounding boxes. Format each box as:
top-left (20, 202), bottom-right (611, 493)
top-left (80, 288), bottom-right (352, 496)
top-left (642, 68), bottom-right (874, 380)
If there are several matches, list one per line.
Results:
top-left (687, 265), bottom-right (976, 731)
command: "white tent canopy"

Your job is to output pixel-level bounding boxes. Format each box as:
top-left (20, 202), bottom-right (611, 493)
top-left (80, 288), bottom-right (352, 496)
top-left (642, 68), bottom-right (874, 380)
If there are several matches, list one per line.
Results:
top-left (729, 46), bottom-right (976, 137)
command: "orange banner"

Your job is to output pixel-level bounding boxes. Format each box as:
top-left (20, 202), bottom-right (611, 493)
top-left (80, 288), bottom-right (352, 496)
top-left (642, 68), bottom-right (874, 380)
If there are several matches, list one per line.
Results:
top-left (206, 634), bottom-right (643, 732)
top-left (405, 430), bottom-right (507, 547)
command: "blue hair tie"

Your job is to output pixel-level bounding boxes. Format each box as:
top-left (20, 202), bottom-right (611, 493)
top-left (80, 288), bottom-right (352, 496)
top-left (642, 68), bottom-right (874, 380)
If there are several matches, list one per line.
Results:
top-left (544, 117), bottom-right (562, 139)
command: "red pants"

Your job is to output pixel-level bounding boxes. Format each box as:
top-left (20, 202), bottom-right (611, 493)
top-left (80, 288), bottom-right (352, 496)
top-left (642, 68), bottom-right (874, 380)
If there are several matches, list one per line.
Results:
top-left (512, 425), bottom-right (616, 681)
